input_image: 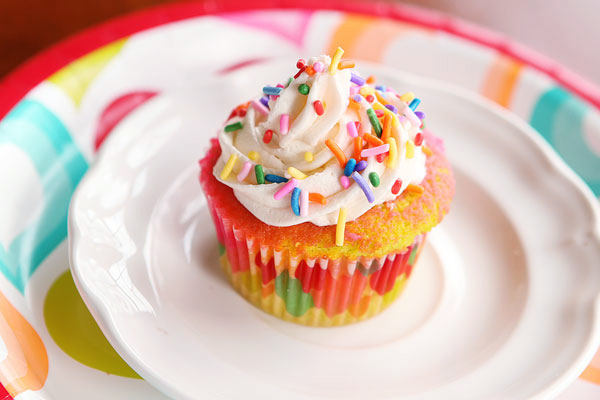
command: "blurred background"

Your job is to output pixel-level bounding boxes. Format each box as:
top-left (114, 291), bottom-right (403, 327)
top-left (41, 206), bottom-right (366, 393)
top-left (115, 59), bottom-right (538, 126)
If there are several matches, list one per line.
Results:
top-left (1, 0), bottom-right (599, 84)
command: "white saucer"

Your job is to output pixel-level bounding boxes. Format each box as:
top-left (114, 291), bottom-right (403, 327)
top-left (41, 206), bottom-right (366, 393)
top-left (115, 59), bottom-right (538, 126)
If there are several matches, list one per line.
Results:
top-left (69, 61), bottom-right (600, 399)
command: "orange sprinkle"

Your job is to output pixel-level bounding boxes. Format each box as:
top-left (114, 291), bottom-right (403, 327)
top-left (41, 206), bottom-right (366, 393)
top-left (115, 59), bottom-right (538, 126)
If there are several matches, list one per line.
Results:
top-left (381, 113), bottom-right (392, 141)
top-left (348, 99), bottom-right (361, 111)
top-left (353, 137), bottom-right (363, 161)
top-left (325, 139), bottom-right (347, 167)
top-left (305, 66), bottom-right (315, 76)
top-left (363, 132), bottom-right (384, 146)
top-left (374, 91), bottom-right (387, 105)
top-left (338, 60), bottom-right (355, 70)
top-left (406, 184), bottom-right (424, 194)
top-left (366, 75), bottom-right (376, 84)
top-left (422, 145), bottom-right (433, 156)
top-left (309, 192), bottom-right (327, 205)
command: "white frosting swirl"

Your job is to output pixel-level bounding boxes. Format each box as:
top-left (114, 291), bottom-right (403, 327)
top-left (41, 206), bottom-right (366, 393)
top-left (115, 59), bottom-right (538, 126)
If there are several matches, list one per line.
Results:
top-left (213, 55), bottom-right (426, 227)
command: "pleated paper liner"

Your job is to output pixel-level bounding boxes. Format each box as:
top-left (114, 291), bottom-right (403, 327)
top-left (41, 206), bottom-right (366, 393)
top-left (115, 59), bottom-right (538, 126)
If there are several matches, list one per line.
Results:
top-left (206, 193), bottom-right (425, 326)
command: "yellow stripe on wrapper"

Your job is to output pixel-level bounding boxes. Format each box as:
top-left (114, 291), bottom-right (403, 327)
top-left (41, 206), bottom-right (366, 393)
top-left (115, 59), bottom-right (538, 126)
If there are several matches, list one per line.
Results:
top-left (220, 154), bottom-right (238, 180)
top-left (329, 47), bottom-right (344, 75)
top-left (336, 207), bottom-right (347, 246)
top-left (406, 140), bottom-right (415, 159)
top-left (288, 167), bottom-right (307, 180)
top-left (385, 137), bottom-right (397, 168)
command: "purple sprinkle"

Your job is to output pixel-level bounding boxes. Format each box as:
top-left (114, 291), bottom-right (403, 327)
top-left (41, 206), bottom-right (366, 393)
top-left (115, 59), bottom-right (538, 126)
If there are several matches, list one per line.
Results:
top-left (260, 97), bottom-right (270, 109)
top-left (415, 111), bottom-right (426, 120)
top-left (352, 94), bottom-right (363, 103)
top-left (354, 160), bottom-right (368, 172)
top-left (350, 73), bottom-right (365, 86)
top-left (352, 171), bottom-right (374, 203)
top-left (385, 104), bottom-right (398, 114)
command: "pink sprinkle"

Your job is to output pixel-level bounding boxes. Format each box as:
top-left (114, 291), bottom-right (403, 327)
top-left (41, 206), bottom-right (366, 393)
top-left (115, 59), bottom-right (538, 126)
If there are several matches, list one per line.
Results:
top-left (340, 175), bottom-right (351, 188)
top-left (276, 83), bottom-right (285, 88)
top-left (361, 144), bottom-right (390, 158)
top-left (401, 103), bottom-right (421, 126)
top-left (312, 61), bottom-right (324, 73)
top-left (251, 99), bottom-right (269, 116)
top-left (349, 86), bottom-right (360, 96)
top-left (300, 189), bottom-right (309, 216)
top-left (237, 161), bottom-right (252, 182)
top-left (280, 114), bottom-right (290, 135)
top-left (270, 95), bottom-right (279, 101)
top-left (346, 121), bottom-right (358, 137)
top-left (274, 178), bottom-right (297, 200)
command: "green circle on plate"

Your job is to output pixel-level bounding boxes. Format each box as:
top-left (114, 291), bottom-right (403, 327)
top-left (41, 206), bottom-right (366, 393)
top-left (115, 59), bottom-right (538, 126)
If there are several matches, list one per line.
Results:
top-left (43, 270), bottom-right (140, 379)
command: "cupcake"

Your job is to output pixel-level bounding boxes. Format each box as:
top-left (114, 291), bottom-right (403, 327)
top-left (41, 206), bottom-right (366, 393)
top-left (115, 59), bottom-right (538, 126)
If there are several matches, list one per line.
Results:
top-left (199, 48), bottom-right (454, 326)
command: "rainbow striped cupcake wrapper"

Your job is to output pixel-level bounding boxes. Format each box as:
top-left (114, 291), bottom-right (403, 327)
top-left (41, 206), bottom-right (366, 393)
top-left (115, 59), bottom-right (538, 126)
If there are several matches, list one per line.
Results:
top-left (206, 193), bottom-right (425, 326)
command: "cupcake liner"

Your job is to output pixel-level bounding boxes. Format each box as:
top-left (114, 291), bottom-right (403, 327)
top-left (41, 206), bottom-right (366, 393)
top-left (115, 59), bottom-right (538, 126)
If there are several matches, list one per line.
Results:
top-left (205, 193), bottom-right (426, 326)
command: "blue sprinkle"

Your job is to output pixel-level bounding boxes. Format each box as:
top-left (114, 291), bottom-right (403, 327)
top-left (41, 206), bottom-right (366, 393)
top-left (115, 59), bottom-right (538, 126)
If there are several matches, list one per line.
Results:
top-left (265, 174), bottom-right (288, 183)
top-left (260, 96), bottom-right (270, 109)
top-left (354, 160), bottom-right (368, 172)
top-left (344, 158), bottom-right (357, 177)
top-left (352, 172), bottom-right (374, 203)
top-left (352, 94), bottom-right (363, 103)
top-left (385, 104), bottom-right (398, 114)
top-left (263, 86), bottom-right (283, 95)
top-left (375, 85), bottom-right (386, 92)
top-left (415, 110), bottom-right (426, 120)
top-left (409, 98), bottom-right (421, 111)
top-left (350, 73), bottom-right (365, 86)
top-left (291, 187), bottom-right (301, 216)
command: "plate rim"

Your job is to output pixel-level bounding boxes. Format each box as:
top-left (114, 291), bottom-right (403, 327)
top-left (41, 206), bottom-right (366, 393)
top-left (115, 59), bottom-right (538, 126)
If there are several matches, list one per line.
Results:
top-left (1, 0), bottom-right (599, 122)
top-left (68, 62), bottom-right (600, 400)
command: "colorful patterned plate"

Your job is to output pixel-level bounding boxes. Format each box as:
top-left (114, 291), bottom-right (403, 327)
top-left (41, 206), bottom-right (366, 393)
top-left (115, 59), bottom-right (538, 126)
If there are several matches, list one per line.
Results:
top-left (0, 1), bottom-right (599, 398)
top-left (70, 61), bottom-right (600, 399)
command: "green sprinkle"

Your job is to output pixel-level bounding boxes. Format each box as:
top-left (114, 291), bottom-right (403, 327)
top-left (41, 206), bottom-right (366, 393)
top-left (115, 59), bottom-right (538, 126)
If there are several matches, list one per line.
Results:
top-left (367, 108), bottom-right (382, 137)
top-left (298, 84), bottom-right (310, 95)
top-left (224, 122), bottom-right (243, 132)
top-left (285, 76), bottom-right (293, 88)
top-left (369, 172), bottom-right (380, 187)
top-left (255, 164), bottom-right (265, 184)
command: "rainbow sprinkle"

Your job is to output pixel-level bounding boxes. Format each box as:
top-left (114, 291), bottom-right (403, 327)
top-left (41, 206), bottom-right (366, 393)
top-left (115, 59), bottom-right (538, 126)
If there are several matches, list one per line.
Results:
top-left (385, 138), bottom-right (397, 168)
top-left (344, 158), bottom-right (357, 177)
top-left (255, 164), bottom-right (265, 184)
top-left (288, 167), bottom-right (307, 180)
top-left (330, 47), bottom-right (344, 75)
top-left (280, 114), bottom-right (290, 135)
top-left (263, 86), bottom-right (282, 96)
top-left (367, 108), bottom-right (382, 136)
top-left (248, 151), bottom-right (260, 162)
top-left (251, 99), bottom-right (269, 116)
top-left (291, 187), bottom-right (301, 216)
top-left (346, 121), bottom-right (358, 137)
top-left (224, 122), bottom-right (243, 132)
top-left (304, 151), bottom-right (314, 162)
top-left (220, 154), bottom-right (238, 180)
top-left (274, 178), bottom-right (297, 200)
top-left (352, 171), bottom-right (374, 203)
top-left (406, 140), bottom-right (415, 159)
top-left (265, 174), bottom-right (288, 183)
top-left (237, 161), bottom-right (252, 182)
top-left (361, 144), bottom-right (389, 158)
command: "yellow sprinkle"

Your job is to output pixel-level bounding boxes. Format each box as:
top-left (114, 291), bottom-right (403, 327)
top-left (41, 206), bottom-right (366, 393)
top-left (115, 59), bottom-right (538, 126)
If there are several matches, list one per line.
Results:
top-left (423, 145), bottom-right (433, 156)
top-left (248, 151), bottom-right (260, 162)
top-left (385, 137), bottom-right (397, 168)
top-left (220, 154), bottom-right (238, 180)
top-left (304, 151), bottom-right (314, 162)
top-left (359, 86), bottom-right (375, 96)
top-left (372, 102), bottom-right (400, 127)
top-left (406, 140), bottom-right (415, 159)
top-left (330, 47), bottom-right (344, 75)
top-left (336, 207), bottom-right (347, 246)
top-left (400, 92), bottom-right (415, 103)
top-left (288, 166), bottom-right (307, 179)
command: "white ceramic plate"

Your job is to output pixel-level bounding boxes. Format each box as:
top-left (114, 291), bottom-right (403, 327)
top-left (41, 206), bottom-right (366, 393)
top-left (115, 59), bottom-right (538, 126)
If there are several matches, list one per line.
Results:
top-left (69, 60), bottom-right (600, 400)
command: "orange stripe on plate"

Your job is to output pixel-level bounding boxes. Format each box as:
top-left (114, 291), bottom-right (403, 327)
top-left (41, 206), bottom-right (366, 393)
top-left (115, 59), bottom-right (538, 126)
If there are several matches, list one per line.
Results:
top-left (481, 55), bottom-right (522, 107)
top-left (328, 15), bottom-right (432, 62)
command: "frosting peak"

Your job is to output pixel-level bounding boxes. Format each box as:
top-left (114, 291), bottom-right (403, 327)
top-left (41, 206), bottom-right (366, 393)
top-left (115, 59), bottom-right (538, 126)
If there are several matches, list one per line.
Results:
top-left (213, 52), bottom-right (427, 232)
